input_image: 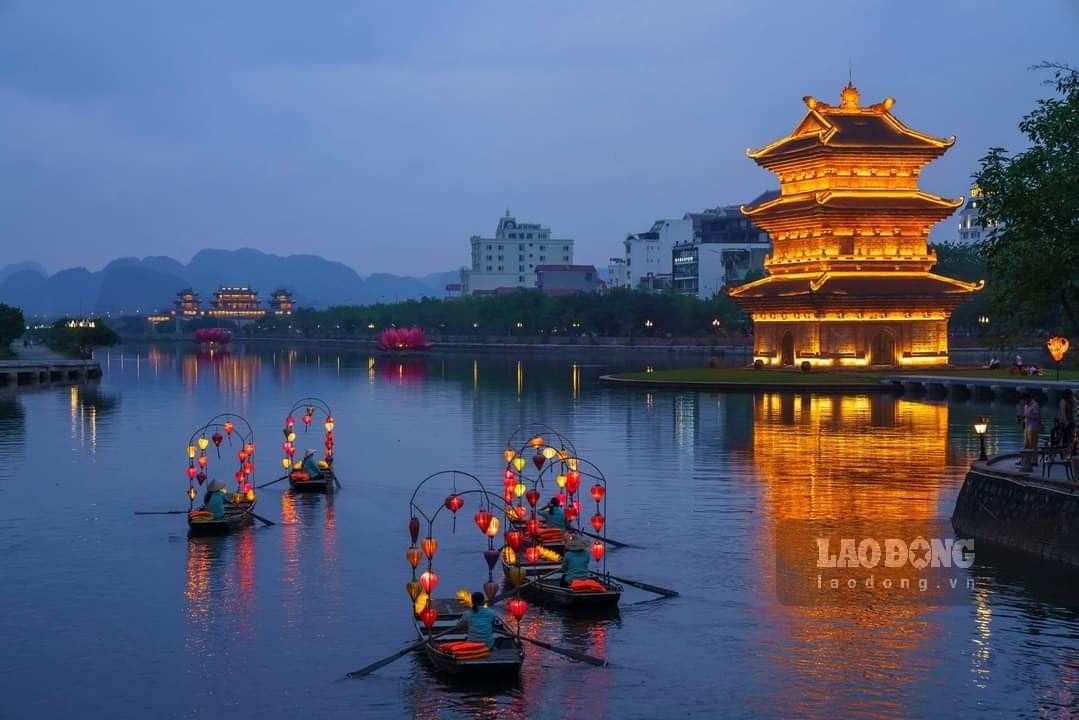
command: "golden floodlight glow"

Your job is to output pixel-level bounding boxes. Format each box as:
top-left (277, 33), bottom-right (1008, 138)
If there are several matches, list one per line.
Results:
top-left (1047, 336), bottom-right (1070, 363)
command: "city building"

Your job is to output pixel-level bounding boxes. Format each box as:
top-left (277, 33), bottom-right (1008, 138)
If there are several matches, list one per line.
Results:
top-left (207, 287), bottom-right (267, 319)
top-left (174, 289), bottom-right (201, 317)
top-left (445, 282), bottom-right (462, 299)
top-left (955, 186), bottom-right (992, 244)
top-left (461, 212), bottom-right (575, 295)
top-left (607, 257), bottom-right (629, 289)
top-left (268, 288), bottom-right (295, 316)
top-left (535, 264), bottom-right (601, 295)
top-left (673, 197), bottom-right (775, 298)
top-left (615, 218), bottom-right (692, 290)
top-left (728, 83), bottom-right (982, 368)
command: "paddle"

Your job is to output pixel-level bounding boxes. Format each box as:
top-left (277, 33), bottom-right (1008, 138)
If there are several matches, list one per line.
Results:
top-left (256, 475), bottom-right (288, 489)
top-left (134, 510), bottom-right (188, 515)
top-left (578, 528), bottom-right (638, 549)
top-left (333, 476), bottom-right (343, 490)
top-left (249, 511), bottom-right (276, 527)
top-left (595, 571), bottom-right (678, 598)
top-left (510, 633), bottom-right (608, 667)
top-left (344, 626), bottom-right (457, 679)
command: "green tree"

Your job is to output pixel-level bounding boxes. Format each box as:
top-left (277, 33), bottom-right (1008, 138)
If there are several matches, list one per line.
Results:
top-left (975, 63), bottom-right (1079, 339)
top-left (46, 319), bottom-right (121, 358)
top-left (0, 303), bottom-right (26, 351)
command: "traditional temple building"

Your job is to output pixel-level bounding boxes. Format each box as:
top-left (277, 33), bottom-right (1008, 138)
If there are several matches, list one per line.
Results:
top-left (268, 288), bottom-right (295, 316)
top-left (207, 287), bottom-right (266, 319)
top-left (174, 289), bottom-right (202, 317)
top-left (728, 84), bottom-right (982, 368)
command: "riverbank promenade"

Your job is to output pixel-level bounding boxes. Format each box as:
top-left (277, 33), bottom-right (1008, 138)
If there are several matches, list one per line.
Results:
top-left (0, 342), bottom-right (101, 388)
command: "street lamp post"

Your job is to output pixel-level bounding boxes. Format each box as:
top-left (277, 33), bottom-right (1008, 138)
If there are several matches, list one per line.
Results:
top-left (973, 416), bottom-right (989, 461)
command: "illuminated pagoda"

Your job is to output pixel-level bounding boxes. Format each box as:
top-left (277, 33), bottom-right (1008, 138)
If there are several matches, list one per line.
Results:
top-left (174, 289), bottom-right (202, 317)
top-left (268, 288), bottom-right (295, 316)
top-left (728, 83), bottom-right (982, 368)
top-left (207, 287), bottom-right (267, 319)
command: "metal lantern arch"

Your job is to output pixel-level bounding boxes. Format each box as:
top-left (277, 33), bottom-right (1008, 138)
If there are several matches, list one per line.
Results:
top-left (280, 397), bottom-right (339, 490)
top-left (528, 453), bottom-right (610, 575)
top-left (184, 412), bottom-right (257, 511)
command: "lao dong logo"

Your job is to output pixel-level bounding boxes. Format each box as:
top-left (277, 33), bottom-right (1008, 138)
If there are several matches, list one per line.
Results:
top-left (816, 536), bottom-right (975, 570)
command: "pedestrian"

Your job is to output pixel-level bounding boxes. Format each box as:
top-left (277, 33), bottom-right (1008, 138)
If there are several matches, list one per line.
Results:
top-left (1059, 389), bottom-right (1076, 449)
top-left (1019, 393), bottom-right (1042, 451)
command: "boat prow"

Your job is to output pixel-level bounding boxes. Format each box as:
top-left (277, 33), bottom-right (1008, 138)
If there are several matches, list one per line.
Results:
top-left (187, 500), bottom-right (256, 537)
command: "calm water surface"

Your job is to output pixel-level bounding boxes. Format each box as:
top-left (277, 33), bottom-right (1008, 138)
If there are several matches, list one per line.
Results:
top-left (0, 344), bottom-right (1076, 720)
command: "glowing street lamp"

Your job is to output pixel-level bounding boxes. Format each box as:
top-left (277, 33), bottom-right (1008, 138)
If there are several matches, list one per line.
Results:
top-left (644, 319), bottom-right (654, 329)
top-left (1046, 336), bottom-right (1070, 381)
top-left (973, 416), bottom-right (989, 461)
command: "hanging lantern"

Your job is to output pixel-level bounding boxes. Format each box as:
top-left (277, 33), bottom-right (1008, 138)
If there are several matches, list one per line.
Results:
top-left (414, 591), bottom-right (429, 616)
top-left (555, 473), bottom-right (567, 488)
top-left (505, 530), bottom-right (524, 551)
top-left (484, 548), bottom-right (499, 570)
top-left (187, 487), bottom-right (197, 501)
top-left (525, 489), bottom-right (540, 508)
top-left (507, 597), bottom-right (528, 621)
top-left (590, 484), bottom-right (606, 502)
top-left (238, 450), bottom-right (247, 463)
top-left (474, 509), bottom-right (492, 534)
top-left (408, 516), bottom-right (420, 544)
top-left (529, 436), bottom-right (544, 448)
top-left (422, 537), bottom-right (439, 559)
top-left (566, 458), bottom-right (579, 471)
top-left (324, 417), bottom-right (335, 434)
top-left (186, 466), bottom-right (197, 480)
top-left (197, 436), bottom-right (209, 451)
top-left (512, 456), bottom-right (526, 472)
top-left (234, 470), bottom-right (244, 483)
top-left (243, 461), bottom-right (254, 475)
top-left (245, 489), bottom-right (255, 502)
top-left (302, 414), bottom-right (313, 426)
top-left (503, 488), bottom-right (515, 504)
top-left (542, 446), bottom-right (557, 460)
top-left (532, 451), bottom-right (545, 470)
top-left (564, 505), bottom-right (579, 523)
top-left (407, 547), bottom-right (421, 569)
top-left (244, 442), bottom-right (255, 455)
top-left (485, 516), bottom-right (501, 537)
top-left (590, 513), bottom-right (605, 532)
top-left (555, 492), bottom-right (567, 506)
top-left (591, 541), bottom-right (605, 562)
top-left (187, 445), bottom-right (196, 459)
top-left (502, 449), bottom-right (515, 463)
top-left (507, 566), bottom-right (526, 587)
top-left (1047, 336), bottom-right (1070, 363)
top-left (419, 570), bottom-right (439, 594)
top-left (503, 468), bottom-right (515, 481)
top-left (566, 471), bottom-right (581, 495)
top-left (223, 420), bottom-right (234, 436)
top-left (211, 432), bottom-right (223, 447)
top-left (287, 432), bottom-right (297, 443)
top-left (197, 455), bottom-right (208, 469)
top-left (196, 472), bottom-right (206, 484)
top-left (281, 458), bottom-right (291, 469)
top-left (286, 415), bottom-right (296, 428)
top-left (419, 605), bottom-right (438, 629)
top-left (406, 581), bottom-right (421, 601)
top-left (484, 581), bottom-right (499, 602)
top-left (444, 494), bottom-right (463, 513)
top-left (513, 482), bottom-right (526, 498)
top-left (285, 444), bottom-right (296, 457)
top-left (525, 518), bottom-right (540, 536)
top-left (524, 546), bottom-right (540, 564)
top-left (503, 475), bottom-right (517, 490)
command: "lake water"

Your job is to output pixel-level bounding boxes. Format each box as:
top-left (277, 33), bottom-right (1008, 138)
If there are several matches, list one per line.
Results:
top-left (0, 344), bottom-right (1076, 720)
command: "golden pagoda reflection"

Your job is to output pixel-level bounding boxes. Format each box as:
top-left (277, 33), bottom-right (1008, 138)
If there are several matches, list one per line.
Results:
top-left (368, 356), bottom-right (376, 384)
top-left (571, 363), bottom-right (581, 400)
top-left (516, 360), bottom-right (524, 397)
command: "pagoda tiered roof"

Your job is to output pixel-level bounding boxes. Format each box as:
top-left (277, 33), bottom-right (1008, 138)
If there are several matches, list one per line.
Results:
top-left (728, 271), bottom-right (983, 310)
top-left (743, 189), bottom-right (963, 219)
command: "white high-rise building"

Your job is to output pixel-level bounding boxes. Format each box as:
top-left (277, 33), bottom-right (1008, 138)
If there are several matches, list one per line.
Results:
top-left (461, 212), bottom-right (575, 295)
top-left (614, 218), bottom-right (692, 290)
top-left (955, 186), bottom-right (992, 244)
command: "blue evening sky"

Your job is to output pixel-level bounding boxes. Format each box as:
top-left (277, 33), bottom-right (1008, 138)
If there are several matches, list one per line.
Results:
top-left (2, 2), bottom-right (1076, 275)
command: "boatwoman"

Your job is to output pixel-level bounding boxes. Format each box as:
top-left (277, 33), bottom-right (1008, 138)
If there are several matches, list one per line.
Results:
top-left (457, 592), bottom-right (497, 649)
top-left (538, 496), bottom-right (567, 529)
top-left (203, 479), bottom-right (227, 519)
top-left (560, 534), bottom-right (591, 587)
top-left (301, 449), bottom-right (321, 478)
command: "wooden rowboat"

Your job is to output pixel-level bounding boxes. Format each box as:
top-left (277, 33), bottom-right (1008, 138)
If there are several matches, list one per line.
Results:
top-left (288, 470), bottom-right (336, 494)
top-left (413, 597), bottom-right (523, 680)
top-left (520, 575), bottom-right (622, 613)
top-left (187, 500), bottom-right (256, 537)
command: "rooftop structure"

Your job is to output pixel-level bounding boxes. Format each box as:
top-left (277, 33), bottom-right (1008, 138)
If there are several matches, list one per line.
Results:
top-left (207, 287), bottom-right (267, 319)
top-left (174, 289), bottom-right (201, 317)
top-left (268, 288), bottom-right (294, 316)
top-left (461, 212), bottom-right (575, 295)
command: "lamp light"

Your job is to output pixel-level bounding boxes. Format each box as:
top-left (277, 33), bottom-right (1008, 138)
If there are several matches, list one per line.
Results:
top-left (974, 416), bottom-right (989, 461)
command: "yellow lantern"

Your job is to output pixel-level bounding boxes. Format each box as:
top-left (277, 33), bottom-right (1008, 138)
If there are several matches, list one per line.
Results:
top-left (566, 457), bottom-right (579, 471)
top-left (187, 487), bottom-right (197, 501)
top-left (556, 473), bottom-right (567, 488)
top-left (513, 482), bottom-right (526, 498)
top-left (507, 566), bottom-right (526, 587)
top-left (324, 417), bottom-right (335, 433)
top-left (1047, 336), bottom-right (1070, 363)
top-left (502, 449), bottom-right (515, 463)
top-left (245, 489), bottom-right (255, 502)
top-left (406, 581), bottom-right (421, 601)
top-left (197, 436), bottom-right (209, 451)
top-left (187, 445), bottom-right (196, 459)
top-left (542, 447), bottom-right (557, 460)
top-left (512, 456), bottom-right (526, 472)
top-left (485, 516), bottom-right (501, 537)
top-left (287, 432), bottom-right (297, 443)
top-left (281, 458), bottom-right (291, 469)
top-left (414, 591), bottom-right (429, 616)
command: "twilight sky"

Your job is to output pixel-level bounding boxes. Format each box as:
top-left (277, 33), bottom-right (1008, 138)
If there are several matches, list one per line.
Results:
top-left (2, 2), bottom-right (1077, 276)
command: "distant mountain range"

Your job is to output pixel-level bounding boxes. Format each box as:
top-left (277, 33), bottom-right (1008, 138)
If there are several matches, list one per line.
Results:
top-left (0, 249), bottom-right (460, 317)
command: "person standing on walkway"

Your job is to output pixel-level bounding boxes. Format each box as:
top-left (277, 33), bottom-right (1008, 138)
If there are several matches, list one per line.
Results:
top-left (1020, 393), bottom-right (1042, 450)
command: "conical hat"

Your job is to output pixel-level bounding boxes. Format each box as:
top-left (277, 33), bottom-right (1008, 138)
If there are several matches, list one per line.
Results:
top-left (207, 479), bottom-right (226, 492)
top-left (566, 534), bottom-right (591, 551)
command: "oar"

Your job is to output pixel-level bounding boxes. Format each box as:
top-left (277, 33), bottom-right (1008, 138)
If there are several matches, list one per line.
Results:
top-left (249, 511), bottom-right (276, 527)
top-left (134, 510), bottom-right (188, 515)
top-left (577, 528), bottom-right (638, 549)
top-left (510, 634), bottom-right (608, 667)
top-left (597, 572), bottom-right (678, 598)
top-left (333, 476), bottom-right (343, 490)
top-left (256, 475), bottom-right (288, 489)
top-left (344, 626), bottom-right (457, 679)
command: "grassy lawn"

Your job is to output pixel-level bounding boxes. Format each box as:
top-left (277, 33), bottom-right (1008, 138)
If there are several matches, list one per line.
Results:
top-left (611, 366), bottom-right (1079, 385)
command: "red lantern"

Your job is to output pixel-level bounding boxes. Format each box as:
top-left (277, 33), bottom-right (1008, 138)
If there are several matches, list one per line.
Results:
top-left (234, 470), bottom-right (244, 483)
top-left (238, 450), bottom-right (247, 462)
top-left (197, 455), bottom-right (208, 468)
top-left (422, 537), bottom-right (439, 559)
top-left (590, 484), bottom-right (605, 502)
top-left (286, 415), bottom-right (295, 427)
top-left (409, 516), bottom-right (420, 544)
top-left (196, 472), bottom-right (206, 484)
top-left (484, 548), bottom-right (499, 570)
top-left (566, 470), bottom-right (581, 495)
top-left (591, 513), bottom-right (605, 532)
top-left (419, 570), bottom-right (439, 594)
top-left (503, 475), bottom-right (516, 490)
top-left (564, 505), bottom-right (579, 523)
top-left (524, 547), bottom-right (540, 564)
top-left (211, 432), bottom-right (223, 447)
top-left (503, 488), bottom-right (514, 504)
top-left (505, 530), bottom-right (523, 551)
top-left (525, 489), bottom-right (540, 508)
top-left (243, 461), bottom-right (253, 474)
top-left (186, 466), bottom-right (197, 480)
top-left (532, 451), bottom-right (545, 470)
top-left (444, 494), bottom-right (463, 513)
top-left (504, 469), bottom-right (515, 481)
top-left (474, 510), bottom-right (492, 534)
top-left (484, 581), bottom-right (499, 602)
top-left (244, 442), bottom-right (255, 455)
top-left (555, 492), bottom-right (567, 506)
top-left (406, 547), bottom-right (421, 568)
top-left (302, 414), bottom-right (312, 426)
top-left (223, 420), bottom-right (234, 436)
top-left (420, 605), bottom-right (438, 629)
top-left (591, 541), bottom-right (605, 562)
top-left (507, 597), bottom-right (528, 621)
top-left (526, 518), bottom-right (540, 536)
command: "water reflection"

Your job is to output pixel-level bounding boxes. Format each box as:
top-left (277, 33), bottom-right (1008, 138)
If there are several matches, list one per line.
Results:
top-left (184, 532), bottom-right (258, 655)
top-left (0, 395), bottom-right (26, 476)
top-left (181, 349), bottom-right (263, 403)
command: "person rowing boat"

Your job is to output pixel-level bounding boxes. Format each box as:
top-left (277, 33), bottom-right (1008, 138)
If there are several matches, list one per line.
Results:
top-left (537, 496), bottom-right (567, 530)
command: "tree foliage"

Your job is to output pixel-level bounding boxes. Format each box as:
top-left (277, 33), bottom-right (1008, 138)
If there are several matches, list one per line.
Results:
top-left (975, 63), bottom-right (1079, 338)
top-left (0, 303), bottom-right (26, 349)
top-left (45, 318), bottom-right (121, 358)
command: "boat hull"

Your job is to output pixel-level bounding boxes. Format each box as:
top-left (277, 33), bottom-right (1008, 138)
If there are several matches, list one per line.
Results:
top-left (187, 501), bottom-right (255, 537)
top-left (288, 473), bottom-right (335, 493)
top-left (412, 598), bottom-right (523, 681)
top-left (521, 577), bottom-right (622, 612)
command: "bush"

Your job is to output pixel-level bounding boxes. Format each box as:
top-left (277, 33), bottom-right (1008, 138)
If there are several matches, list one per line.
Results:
top-left (753, 359), bottom-right (764, 370)
top-left (800, 360), bottom-right (812, 373)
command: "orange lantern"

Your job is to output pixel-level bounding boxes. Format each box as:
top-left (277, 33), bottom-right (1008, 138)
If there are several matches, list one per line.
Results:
top-left (197, 455), bottom-right (208, 469)
top-left (244, 442), bottom-right (255, 455)
top-left (406, 581), bottom-right (421, 601)
top-left (485, 516), bottom-right (501, 537)
top-left (1047, 336), bottom-right (1070, 363)
top-left (502, 449), bottom-right (515, 462)
top-left (223, 420), bottom-right (234, 436)
top-left (474, 509), bottom-right (492, 534)
top-left (419, 570), bottom-right (439, 594)
top-left (407, 547), bottom-right (421, 568)
top-left (529, 436), bottom-right (544, 448)
top-left (422, 537), bottom-right (439, 559)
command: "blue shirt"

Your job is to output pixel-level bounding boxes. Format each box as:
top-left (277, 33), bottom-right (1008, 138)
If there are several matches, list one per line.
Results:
top-left (302, 456), bottom-right (321, 477)
top-left (562, 548), bottom-right (590, 582)
top-left (538, 505), bottom-right (567, 530)
top-left (464, 606), bottom-right (496, 648)
top-left (207, 491), bottom-right (226, 519)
